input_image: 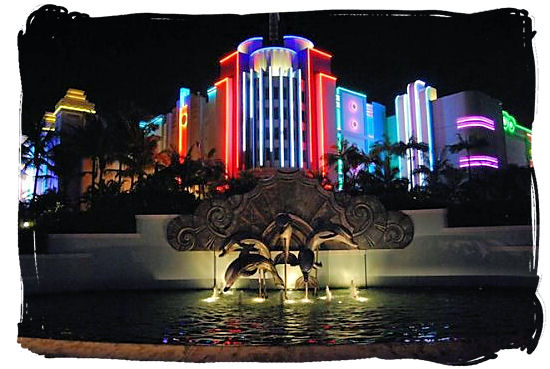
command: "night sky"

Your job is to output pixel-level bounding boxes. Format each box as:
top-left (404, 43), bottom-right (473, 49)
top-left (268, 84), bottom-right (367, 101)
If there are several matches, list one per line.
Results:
top-left (18, 6), bottom-right (536, 135)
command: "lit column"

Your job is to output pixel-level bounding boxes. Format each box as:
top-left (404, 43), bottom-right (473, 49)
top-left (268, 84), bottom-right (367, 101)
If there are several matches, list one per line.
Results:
top-left (289, 67), bottom-right (295, 167)
top-left (242, 71), bottom-right (247, 153)
top-left (269, 66), bottom-right (274, 157)
top-left (298, 69), bottom-right (303, 168)
top-left (249, 69), bottom-right (255, 167)
top-left (259, 69), bottom-right (264, 166)
top-left (279, 67), bottom-right (285, 167)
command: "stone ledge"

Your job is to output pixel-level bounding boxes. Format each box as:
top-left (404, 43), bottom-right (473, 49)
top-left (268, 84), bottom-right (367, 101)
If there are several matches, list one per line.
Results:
top-left (17, 337), bottom-right (527, 364)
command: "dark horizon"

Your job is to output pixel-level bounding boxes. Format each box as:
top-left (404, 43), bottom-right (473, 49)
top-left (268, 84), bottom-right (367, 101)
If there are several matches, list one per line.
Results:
top-left (18, 6), bottom-right (536, 135)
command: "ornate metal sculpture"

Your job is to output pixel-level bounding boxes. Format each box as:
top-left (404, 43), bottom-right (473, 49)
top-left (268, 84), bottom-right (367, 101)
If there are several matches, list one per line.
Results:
top-left (166, 169), bottom-right (414, 252)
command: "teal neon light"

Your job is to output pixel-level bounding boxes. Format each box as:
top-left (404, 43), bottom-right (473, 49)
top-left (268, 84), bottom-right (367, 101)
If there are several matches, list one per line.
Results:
top-left (207, 86), bottom-right (216, 99)
top-left (336, 86), bottom-right (367, 99)
top-left (335, 91), bottom-right (344, 190)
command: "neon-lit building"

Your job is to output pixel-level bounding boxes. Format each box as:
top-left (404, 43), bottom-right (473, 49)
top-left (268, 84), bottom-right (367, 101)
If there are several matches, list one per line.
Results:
top-left (208, 35), bottom-right (337, 177)
top-left (157, 89), bottom-right (207, 159)
top-left (393, 81), bottom-right (438, 187)
top-left (503, 110), bottom-right (532, 167)
top-left (431, 90), bottom-right (508, 171)
top-left (20, 89), bottom-right (95, 202)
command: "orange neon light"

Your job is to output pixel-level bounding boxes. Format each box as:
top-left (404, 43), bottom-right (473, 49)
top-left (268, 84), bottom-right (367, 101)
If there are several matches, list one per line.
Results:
top-left (219, 50), bottom-right (238, 64)
top-left (310, 48), bottom-right (333, 59)
top-left (215, 78), bottom-right (230, 172)
top-left (178, 104), bottom-right (188, 161)
top-left (318, 72), bottom-right (337, 81)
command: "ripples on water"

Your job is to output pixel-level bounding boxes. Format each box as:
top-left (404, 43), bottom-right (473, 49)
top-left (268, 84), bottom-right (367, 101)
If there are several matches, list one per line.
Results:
top-left (18, 288), bottom-right (538, 347)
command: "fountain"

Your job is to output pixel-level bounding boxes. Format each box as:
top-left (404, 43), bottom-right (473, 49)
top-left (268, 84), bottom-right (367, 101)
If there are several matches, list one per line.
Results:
top-left (166, 170), bottom-right (414, 300)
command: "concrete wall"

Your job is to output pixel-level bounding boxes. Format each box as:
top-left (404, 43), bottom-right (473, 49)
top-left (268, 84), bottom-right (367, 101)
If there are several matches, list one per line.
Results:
top-left (19, 210), bottom-right (537, 294)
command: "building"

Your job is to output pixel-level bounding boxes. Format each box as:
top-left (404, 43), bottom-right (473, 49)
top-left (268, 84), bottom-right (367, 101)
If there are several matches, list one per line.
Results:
top-left (393, 81), bottom-right (438, 187)
top-left (431, 90), bottom-right (508, 171)
top-left (206, 35), bottom-right (337, 177)
top-left (502, 110), bottom-right (532, 167)
top-left (20, 89), bottom-right (95, 203)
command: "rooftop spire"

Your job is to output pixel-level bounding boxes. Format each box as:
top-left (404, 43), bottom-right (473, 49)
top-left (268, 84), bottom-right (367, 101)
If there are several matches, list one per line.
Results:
top-left (268, 13), bottom-right (280, 45)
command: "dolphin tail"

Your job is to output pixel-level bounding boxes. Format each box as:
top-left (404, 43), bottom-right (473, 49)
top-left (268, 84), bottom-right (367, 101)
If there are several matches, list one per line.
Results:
top-left (295, 276), bottom-right (319, 289)
top-left (314, 261), bottom-right (323, 268)
top-left (273, 252), bottom-right (285, 265)
top-left (287, 253), bottom-right (299, 266)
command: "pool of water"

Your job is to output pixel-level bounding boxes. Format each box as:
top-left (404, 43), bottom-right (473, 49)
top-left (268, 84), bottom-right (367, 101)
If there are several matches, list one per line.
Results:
top-left (18, 288), bottom-right (539, 348)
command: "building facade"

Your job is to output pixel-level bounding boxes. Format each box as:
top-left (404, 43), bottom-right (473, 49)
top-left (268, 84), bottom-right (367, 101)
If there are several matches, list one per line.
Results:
top-left (207, 35), bottom-right (337, 177)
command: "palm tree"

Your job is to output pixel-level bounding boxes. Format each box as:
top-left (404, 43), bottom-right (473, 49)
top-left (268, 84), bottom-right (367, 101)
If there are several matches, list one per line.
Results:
top-left (365, 135), bottom-right (408, 192)
top-left (120, 121), bottom-right (159, 190)
top-left (20, 129), bottom-right (59, 202)
top-left (447, 133), bottom-right (489, 182)
top-left (404, 136), bottom-right (429, 188)
top-left (325, 139), bottom-right (368, 191)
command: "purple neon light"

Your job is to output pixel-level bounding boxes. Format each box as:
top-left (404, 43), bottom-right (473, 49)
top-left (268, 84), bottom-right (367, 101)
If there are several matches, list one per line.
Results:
top-left (457, 122), bottom-right (495, 131)
top-left (456, 116), bottom-right (494, 124)
top-left (459, 155), bottom-right (499, 169)
top-left (456, 116), bottom-right (495, 131)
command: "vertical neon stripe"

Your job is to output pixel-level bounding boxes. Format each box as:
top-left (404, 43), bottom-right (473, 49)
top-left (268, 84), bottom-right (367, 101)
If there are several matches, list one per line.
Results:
top-left (235, 53), bottom-right (240, 173)
top-left (317, 73), bottom-right (337, 177)
top-left (215, 78), bottom-right (230, 174)
top-left (403, 93), bottom-right (414, 188)
top-left (318, 74), bottom-right (326, 176)
top-left (289, 67), bottom-right (295, 167)
top-left (249, 69), bottom-right (254, 167)
top-left (394, 95), bottom-right (403, 176)
top-left (298, 69), bottom-right (304, 168)
top-left (425, 86), bottom-right (435, 170)
top-left (249, 69), bottom-right (254, 119)
top-left (335, 90), bottom-right (343, 190)
top-left (307, 48), bottom-right (313, 168)
top-left (242, 71), bottom-right (247, 152)
top-left (259, 69), bottom-right (264, 166)
top-left (269, 66), bottom-right (273, 154)
top-left (279, 67), bottom-right (284, 167)
top-left (413, 81), bottom-right (424, 170)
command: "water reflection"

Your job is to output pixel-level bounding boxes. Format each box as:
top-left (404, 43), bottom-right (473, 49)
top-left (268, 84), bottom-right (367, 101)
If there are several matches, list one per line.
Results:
top-left (19, 288), bottom-right (540, 350)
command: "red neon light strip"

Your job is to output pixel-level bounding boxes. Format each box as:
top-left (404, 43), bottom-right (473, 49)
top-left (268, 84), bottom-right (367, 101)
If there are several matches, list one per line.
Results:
top-left (307, 48), bottom-right (314, 168)
top-left (178, 105), bottom-right (188, 162)
top-left (318, 73), bottom-right (325, 176)
top-left (310, 48), bottom-right (332, 59)
top-left (317, 73), bottom-right (337, 176)
top-left (219, 50), bottom-right (238, 64)
top-left (235, 52), bottom-right (239, 174)
top-left (215, 78), bottom-right (230, 173)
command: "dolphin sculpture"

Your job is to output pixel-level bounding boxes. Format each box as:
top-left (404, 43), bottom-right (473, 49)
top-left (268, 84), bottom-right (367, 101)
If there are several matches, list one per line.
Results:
top-left (219, 233), bottom-right (272, 298)
top-left (275, 213), bottom-right (293, 299)
top-left (305, 221), bottom-right (358, 251)
top-left (219, 232), bottom-right (271, 258)
top-left (223, 253), bottom-right (284, 293)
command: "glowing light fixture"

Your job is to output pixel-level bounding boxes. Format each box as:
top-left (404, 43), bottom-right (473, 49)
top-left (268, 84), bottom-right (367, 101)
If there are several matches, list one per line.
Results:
top-left (503, 110), bottom-right (532, 135)
top-left (289, 67), bottom-right (295, 167)
top-left (457, 115), bottom-right (495, 131)
top-left (215, 78), bottom-right (230, 172)
top-left (310, 48), bottom-right (333, 58)
top-left (178, 88), bottom-right (190, 160)
top-left (298, 69), bottom-right (304, 168)
top-left (459, 155), bottom-right (499, 169)
top-left (317, 73), bottom-right (337, 176)
top-left (219, 50), bottom-right (238, 64)
top-left (269, 66), bottom-right (274, 154)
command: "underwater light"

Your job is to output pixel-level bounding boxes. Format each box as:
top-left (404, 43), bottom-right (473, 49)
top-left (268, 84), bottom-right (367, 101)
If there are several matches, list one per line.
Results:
top-left (252, 297), bottom-right (265, 303)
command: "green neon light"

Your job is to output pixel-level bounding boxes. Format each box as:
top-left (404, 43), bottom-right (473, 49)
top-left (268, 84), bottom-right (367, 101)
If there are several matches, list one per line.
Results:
top-left (503, 110), bottom-right (532, 135)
